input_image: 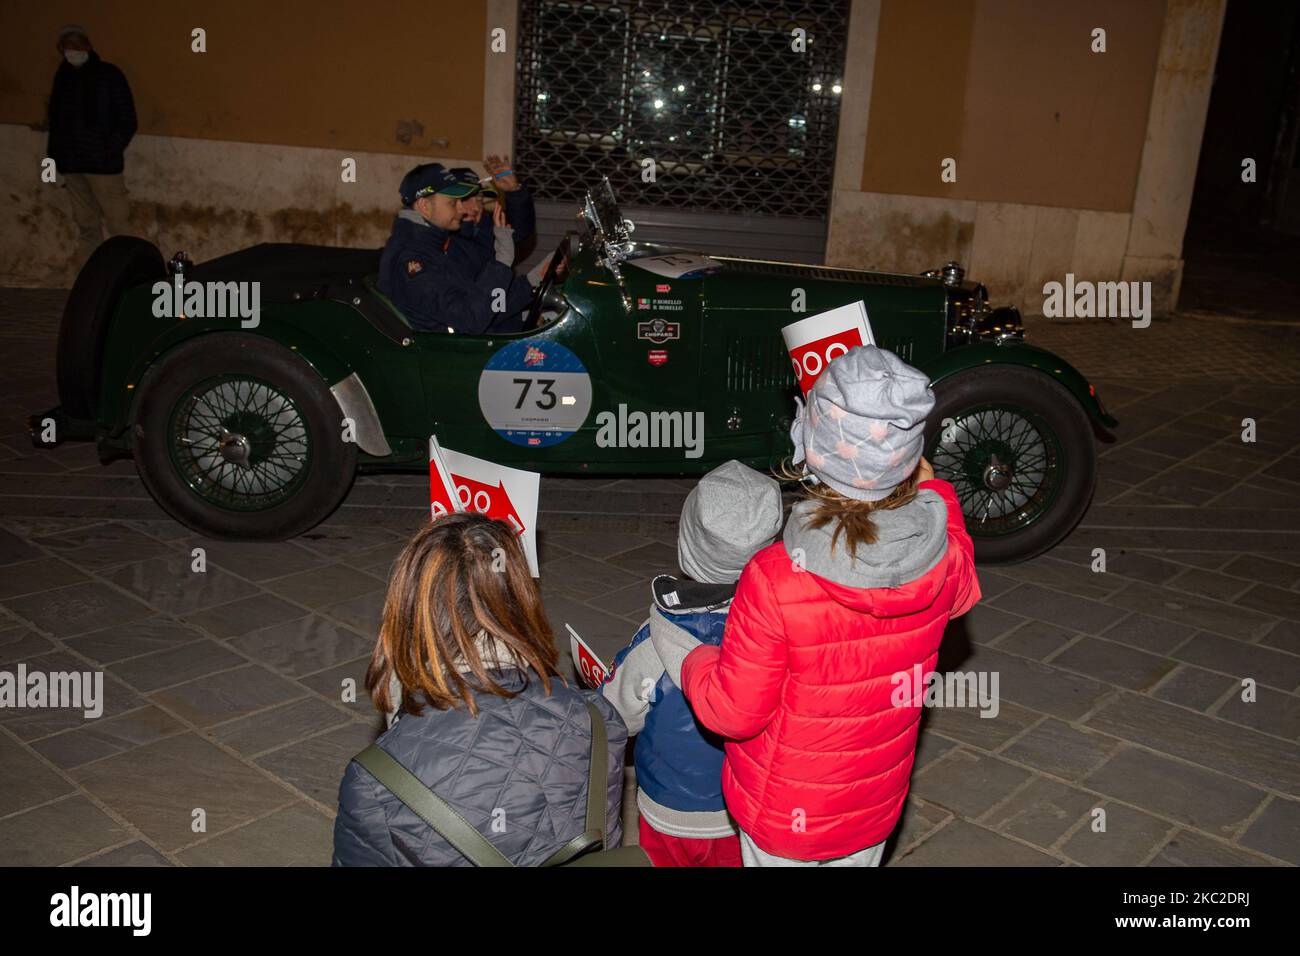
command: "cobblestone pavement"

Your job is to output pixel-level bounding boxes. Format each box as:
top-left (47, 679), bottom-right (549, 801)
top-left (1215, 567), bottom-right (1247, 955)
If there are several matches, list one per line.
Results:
top-left (0, 289), bottom-right (1297, 867)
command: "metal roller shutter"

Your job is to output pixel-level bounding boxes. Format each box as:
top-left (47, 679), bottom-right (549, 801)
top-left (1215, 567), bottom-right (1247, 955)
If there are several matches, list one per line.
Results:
top-left (513, 0), bottom-right (850, 270)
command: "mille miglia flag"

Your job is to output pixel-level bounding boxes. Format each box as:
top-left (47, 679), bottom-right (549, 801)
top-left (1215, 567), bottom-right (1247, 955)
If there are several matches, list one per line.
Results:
top-left (782, 301), bottom-right (875, 397)
top-left (428, 436), bottom-right (541, 576)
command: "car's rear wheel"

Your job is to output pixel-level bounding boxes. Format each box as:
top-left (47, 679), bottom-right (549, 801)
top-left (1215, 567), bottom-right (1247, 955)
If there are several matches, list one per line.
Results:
top-left (57, 236), bottom-right (165, 419)
top-left (925, 367), bottom-right (1096, 564)
top-left (133, 333), bottom-right (357, 539)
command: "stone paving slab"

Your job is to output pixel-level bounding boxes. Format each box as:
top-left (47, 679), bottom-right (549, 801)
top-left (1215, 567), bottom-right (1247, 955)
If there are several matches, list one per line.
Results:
top-left (0, 289), bottom-right (1298, 866)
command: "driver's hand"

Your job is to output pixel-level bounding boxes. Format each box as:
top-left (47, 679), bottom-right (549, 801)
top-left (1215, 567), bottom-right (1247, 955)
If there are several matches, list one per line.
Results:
top-left (526, 254), bottom-right (553, 288)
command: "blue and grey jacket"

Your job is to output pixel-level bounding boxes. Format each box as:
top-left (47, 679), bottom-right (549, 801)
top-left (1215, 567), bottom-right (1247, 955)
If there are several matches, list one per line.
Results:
top-left (451, 184), bottom-right (536, 272)
top-left (377, 209), bottom-right (531, 334)
top-left (602, 575), bottom-right (738, 839)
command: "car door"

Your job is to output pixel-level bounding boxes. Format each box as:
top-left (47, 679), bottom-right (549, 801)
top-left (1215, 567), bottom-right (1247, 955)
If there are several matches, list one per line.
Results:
top-left (584, 255), bottom-right (709, 466)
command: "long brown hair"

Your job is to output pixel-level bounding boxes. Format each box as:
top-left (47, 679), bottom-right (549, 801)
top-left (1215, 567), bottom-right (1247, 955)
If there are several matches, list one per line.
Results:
top-left (366, 512), bottom-right (560, 718)
top-left (779, 462), bottom-right (920, 561)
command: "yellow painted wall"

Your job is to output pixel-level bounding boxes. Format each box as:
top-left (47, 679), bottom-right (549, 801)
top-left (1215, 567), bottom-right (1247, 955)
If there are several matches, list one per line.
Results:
top-left (0, 0), bottom-right (486, 157)
top-left (862, 0), bottom-right (1165, 212)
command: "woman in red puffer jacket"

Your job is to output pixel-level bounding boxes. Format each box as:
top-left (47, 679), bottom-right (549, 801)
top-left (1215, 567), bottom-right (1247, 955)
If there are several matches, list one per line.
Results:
top-left (653, 346), bottom-right (980, 865)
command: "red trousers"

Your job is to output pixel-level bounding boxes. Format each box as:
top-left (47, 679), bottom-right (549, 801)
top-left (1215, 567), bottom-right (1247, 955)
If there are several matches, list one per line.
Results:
top-left (638, 818), bottom-right (742, 867)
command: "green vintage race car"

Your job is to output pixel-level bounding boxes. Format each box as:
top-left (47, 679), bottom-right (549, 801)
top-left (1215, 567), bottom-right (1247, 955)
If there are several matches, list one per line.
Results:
top-left (35, 178), bottom-right (1115, 563)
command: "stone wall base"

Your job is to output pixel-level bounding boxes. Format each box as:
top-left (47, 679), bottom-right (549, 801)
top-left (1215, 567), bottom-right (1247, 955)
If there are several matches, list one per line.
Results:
top-left (1, 124), bottom-right (472, 287)
top-left (826, 188), bottom-right (1184, 316)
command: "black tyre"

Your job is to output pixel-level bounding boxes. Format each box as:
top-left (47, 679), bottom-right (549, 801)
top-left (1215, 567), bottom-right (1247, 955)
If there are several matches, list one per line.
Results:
top-left (924, 366), bottom-right (1097, 564)
top-left (133, 333), bottom-right (358, 540)
top-left (57, 236), bottom-right (165, 419)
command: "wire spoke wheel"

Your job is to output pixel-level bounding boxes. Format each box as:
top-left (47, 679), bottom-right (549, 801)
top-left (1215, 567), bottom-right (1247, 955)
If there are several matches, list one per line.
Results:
top-left (929, 402), bottom-right (1063, 538)
top-left (168, 375), bottom-right (312, 511)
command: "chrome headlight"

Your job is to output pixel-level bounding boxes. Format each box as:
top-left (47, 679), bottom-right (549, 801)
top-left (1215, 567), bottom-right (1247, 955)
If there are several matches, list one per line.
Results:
top-left (945, 287), bottom-right (1024, 346)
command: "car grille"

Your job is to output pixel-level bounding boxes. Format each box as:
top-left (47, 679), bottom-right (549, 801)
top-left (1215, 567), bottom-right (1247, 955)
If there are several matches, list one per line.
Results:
top-left (716, 332), bottom-right (919, 394)
top-left (720, 334), bottom-right (797, 394)
top-left (878, 337), bottom-right (917, 364)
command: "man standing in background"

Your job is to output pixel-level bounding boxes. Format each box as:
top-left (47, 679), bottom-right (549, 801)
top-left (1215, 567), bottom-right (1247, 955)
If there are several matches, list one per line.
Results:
top-left (46, 25), bottom-right (137, 266)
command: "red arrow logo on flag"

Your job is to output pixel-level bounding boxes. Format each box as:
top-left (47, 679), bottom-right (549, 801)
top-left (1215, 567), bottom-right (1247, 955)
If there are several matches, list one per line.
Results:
top-left (430, 469), bottom-right (525, 537)
top-left (456, 474), bottom-right (525, 536)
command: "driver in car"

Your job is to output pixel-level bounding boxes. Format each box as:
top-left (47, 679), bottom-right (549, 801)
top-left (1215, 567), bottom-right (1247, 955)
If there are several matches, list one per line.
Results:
top-left (378, 163), bottom-right (532, 334)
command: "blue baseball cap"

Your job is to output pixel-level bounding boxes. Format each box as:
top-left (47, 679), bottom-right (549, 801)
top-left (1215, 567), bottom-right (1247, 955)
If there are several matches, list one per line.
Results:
top-left (449, 167), bottom-right (498, 198)
top-left (399, 163), bottom-right (479, 206)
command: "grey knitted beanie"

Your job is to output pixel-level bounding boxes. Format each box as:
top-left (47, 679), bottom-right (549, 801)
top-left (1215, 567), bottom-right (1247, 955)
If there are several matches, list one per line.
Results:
top-left (790, 345), bottom-right (935, 501)
top-left (678, 460), bottom-right (783, 584)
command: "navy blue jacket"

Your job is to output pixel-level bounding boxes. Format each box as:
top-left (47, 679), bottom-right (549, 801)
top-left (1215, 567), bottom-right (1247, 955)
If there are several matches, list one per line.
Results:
top-left (47, 51), bottom-right (137, 175)
top-left (378, 210), bottom-right (531, 334)
top-left (602, 576), bottom-right (736, 836)
top-left (450, 185), bottom-right (537, 273)
top-left (333, 669), bottom-right (627, 866)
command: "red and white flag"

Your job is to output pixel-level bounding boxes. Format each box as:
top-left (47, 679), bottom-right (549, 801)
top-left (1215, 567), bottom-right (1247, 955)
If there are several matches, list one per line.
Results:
top-left (429, 437), bottom-right (541, 576)
top-left (781, 301), bottom-right (875, 397)
top-left (566, 624), bottom-right (611, 689)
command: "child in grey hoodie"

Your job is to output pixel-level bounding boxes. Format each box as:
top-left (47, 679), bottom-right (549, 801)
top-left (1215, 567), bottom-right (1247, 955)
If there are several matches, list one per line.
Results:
top-left (601, 460), bottom-right (783, 866)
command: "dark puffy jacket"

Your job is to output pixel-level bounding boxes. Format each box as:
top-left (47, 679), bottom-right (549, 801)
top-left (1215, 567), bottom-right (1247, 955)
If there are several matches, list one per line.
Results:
top-left (602, 576), bottom-right (733, 836)
top-left (451, 184), bottom-right (537, 272)
top-left (377, 210), bottom-right (531, 334)
top-left (332, 669), bottom-right (627, 866)
top-left (47, 52), bottom-right (137, 175)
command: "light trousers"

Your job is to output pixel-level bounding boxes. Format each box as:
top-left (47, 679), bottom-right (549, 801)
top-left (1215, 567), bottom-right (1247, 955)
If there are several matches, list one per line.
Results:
top-left (63, 172), bottom-right (132, 265)
top-left (739, 830), bottom-right (886, 867)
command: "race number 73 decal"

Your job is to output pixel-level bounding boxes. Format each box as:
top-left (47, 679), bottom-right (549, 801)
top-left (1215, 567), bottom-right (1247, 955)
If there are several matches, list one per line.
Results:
top-left (512, 377), bottom-right (557, 410)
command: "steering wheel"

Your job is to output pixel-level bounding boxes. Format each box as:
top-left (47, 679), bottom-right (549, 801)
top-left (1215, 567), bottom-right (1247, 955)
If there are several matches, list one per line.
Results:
top-left (524, 235), bottom-right (570, 331)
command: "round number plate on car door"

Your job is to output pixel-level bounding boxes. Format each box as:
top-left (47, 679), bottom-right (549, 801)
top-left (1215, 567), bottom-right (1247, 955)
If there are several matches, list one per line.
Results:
top-left (478, 341), bottom-right (593, 447)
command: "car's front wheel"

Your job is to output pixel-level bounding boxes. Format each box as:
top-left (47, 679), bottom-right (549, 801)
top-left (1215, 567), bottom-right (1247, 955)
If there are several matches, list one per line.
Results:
top-left (924, 366), bottom-right (1097, 564)
top-left (133, 333), bottom-right (357, 539)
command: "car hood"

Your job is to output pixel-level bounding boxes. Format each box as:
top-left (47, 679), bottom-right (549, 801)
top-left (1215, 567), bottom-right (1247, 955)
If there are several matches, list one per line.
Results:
top-left (619, 246), bottom-right (939, 289)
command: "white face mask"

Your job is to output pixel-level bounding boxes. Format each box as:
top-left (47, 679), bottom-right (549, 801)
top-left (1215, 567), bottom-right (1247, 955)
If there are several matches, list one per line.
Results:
top-left (64, 50), bottom-right (89, 67)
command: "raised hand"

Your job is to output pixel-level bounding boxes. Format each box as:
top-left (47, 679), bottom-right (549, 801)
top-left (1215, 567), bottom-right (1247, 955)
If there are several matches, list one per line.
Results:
top-left (484, 154), bottom-right (520, 192)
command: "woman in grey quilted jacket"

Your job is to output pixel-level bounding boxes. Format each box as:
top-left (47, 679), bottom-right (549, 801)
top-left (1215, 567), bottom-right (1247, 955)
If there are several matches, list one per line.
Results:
top-left (332, 513), bottom-right (627, 866)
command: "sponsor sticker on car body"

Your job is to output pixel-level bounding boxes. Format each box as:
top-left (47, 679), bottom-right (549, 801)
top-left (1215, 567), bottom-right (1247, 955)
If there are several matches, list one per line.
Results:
top-left (637, 318), bottom-right (680, 343)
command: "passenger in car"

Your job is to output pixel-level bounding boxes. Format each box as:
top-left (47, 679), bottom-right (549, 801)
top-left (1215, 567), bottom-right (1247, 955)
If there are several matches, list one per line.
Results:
top-left (378, 162), bottom-right (532, 334)
top-left (448, 155), bottom-right (537, 271)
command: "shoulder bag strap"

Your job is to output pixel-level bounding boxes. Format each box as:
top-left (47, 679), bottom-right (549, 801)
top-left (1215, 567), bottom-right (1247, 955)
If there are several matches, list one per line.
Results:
top-left (353, 744), bottom-right (514, 868)
top-left (583, 698), bottom-right (609, 837)
top-left (540, 698), bottom-right (609, 867)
